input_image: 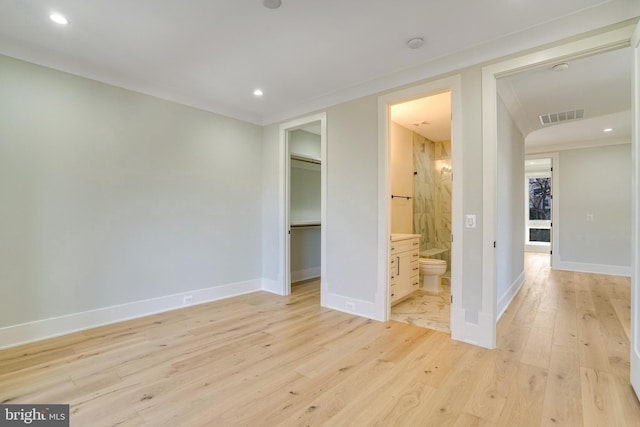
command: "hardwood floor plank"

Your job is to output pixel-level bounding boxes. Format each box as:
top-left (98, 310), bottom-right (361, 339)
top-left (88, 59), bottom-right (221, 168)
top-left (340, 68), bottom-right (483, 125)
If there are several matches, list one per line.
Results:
top-left (496, 363), bottom-right (548, 427)
top-left (580, 367), bottom-right (626, 427)
top-left (1, 259), bottom-right (638, 426)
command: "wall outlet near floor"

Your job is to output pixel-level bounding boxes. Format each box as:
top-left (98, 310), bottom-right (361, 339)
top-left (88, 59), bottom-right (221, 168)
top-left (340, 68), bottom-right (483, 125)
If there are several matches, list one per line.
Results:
top-left (183, 295), bottom-right (193, 305)
top-left (346, 302), bottom-right (355, 311)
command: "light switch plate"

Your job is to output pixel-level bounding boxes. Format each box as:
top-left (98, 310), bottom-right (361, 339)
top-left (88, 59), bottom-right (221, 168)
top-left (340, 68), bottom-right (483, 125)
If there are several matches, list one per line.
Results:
top-left (465, 214), bottom-right (476, 228)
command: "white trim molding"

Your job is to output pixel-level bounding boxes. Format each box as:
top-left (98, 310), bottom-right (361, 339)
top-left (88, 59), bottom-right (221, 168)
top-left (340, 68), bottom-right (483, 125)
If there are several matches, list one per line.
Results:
top-left (630, 18), bottom-right (640, 400)
top-left (497, 271), bottom-right (526, 320)
top-left (553, 260), bottom-right (631, 277)
top-left (291, 267), bottom-right (321, 283)
top-left (323, 290), bottom-right (382, 321)
top-left (0, 279), bottom-right (262, 350)
top-left (525, 152), bottom-right (560, 267)
top-left (377, 75), bottom-right (465, 341)
top-left (277, 113), bottom-right (327, 299)
top-left (482, 23), bottom-right (637, 350)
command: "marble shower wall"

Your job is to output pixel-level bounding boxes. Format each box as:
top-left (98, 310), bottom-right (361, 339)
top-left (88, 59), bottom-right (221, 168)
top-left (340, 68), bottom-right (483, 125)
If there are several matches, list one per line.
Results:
top-left (413, 133), bottom-right (452, 269)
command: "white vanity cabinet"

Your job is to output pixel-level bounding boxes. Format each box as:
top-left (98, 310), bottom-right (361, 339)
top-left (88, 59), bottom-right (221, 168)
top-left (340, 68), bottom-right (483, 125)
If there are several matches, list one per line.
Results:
top-left (390, 234), bottom-right (420, 304)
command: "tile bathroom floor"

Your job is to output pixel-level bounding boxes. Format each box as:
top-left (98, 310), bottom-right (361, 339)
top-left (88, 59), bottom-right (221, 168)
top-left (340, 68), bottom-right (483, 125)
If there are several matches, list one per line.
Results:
top-left (390, 274), bottom-right (451, 333)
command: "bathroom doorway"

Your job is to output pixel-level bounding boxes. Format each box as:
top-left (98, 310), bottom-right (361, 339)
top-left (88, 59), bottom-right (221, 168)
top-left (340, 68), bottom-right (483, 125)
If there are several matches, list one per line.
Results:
top-left (387, 91), bottom-right (453, 333)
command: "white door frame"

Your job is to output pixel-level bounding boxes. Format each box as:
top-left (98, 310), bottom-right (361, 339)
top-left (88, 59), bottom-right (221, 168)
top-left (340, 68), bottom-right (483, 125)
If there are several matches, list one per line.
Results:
top-left (630, 19), bottom-right (640, 400)
top-left (482, 24), bottom-right (636, 349)
top-left (524, 153), bottom-right (559, 265)
top-left (277, 112), bottom-right (327, 297)
top-left (376, 75), bottom-right (465, 342)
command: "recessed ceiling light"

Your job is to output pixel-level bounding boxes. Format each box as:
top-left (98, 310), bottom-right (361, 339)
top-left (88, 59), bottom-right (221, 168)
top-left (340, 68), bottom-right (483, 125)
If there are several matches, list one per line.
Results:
top-left (262, 0), bottom-right (282, 9)
top-left (407, 37), bottom-right (424, 49)
top-left (50, 13), bottom-right (68, 25)
top-left (253, 89), bottom-right (263, 97)
top-left (603, 128), bottom-right (613, 132)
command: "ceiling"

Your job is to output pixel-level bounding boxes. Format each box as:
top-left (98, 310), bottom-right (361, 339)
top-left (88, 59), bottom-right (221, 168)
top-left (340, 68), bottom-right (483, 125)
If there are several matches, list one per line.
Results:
top-left (0, 1), bottom-right (638, 126)
top-left (498, 46), bottom-right (632, 149)
top-left (390, 92), bottom-right (451, 142)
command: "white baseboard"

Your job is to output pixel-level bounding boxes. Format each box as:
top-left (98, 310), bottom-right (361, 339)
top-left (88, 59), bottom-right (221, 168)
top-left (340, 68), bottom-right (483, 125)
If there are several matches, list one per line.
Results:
top-left (525, 244), bottom-right (550, 253)
top-left (261, 278), bottom-right (283, 295)
top-left (450, 306), bottom-right (466, 343)
top-left (449, 308), bottom-right (494, 348)
top-left (0, 278), bottom-right (262, 350)
top-left (475, 310), bottom-right (497, 349)
top-left (291, 267), bottom-right (320, 283)
top-left (322, 291), bottom-right (381, 321)
top-left (497, 271), bottom-right (526, 320)
top-left (554, 260), bottom-right (631, 277)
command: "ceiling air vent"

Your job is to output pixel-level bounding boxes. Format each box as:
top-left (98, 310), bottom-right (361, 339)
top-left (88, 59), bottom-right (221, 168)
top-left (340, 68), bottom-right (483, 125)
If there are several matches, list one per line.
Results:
top-left (539, 109), bottom-right (584, 125)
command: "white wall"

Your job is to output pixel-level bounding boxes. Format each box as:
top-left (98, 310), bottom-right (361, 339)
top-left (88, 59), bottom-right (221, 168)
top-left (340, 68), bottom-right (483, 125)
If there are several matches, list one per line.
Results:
top-left (290, 129), bottom-right (321, 159)
top-left (460, 68), bottom-right (485, 324)
top-left (390, 121), bottom-right (414, 234)
top-left (323, 97), bottom-right (380, 300)
top-left (261, 124), bottom-right (280, 284)
top-left (290, 164), bottom-right (321, 223)
top-left (290, 227), bottom-right (321, 281)
top-left (0, 55), bottom-right (263, 333)
top-left (260, 68), bottom-right (488, 324)
top-left (496, 96), bottom-right (525, 317)
top-left (557, 143), bottom-right (632, 274)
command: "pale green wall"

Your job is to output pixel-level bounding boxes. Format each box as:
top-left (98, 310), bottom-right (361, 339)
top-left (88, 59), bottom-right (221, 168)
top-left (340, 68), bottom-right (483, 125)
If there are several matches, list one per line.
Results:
top-left (0, 54), bottom-right (263, 327)
top-left (559, 143), bottom-right (631, 266)
top-left (497, 96), bottom-right (525, 304)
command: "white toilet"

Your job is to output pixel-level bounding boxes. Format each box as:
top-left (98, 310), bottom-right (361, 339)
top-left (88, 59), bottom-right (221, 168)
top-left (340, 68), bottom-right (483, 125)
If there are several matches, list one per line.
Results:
top-left (419, 258), bottom-right (447, 293)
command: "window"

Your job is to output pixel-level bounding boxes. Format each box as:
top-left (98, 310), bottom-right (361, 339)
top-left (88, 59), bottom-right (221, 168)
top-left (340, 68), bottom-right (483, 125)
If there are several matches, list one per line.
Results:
top-left (529, 177), bottom-right (551, 220)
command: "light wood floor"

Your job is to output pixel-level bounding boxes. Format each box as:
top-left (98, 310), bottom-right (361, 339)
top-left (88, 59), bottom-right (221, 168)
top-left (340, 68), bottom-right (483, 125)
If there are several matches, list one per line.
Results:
top-left (1, 253), bottom-right (639, 426)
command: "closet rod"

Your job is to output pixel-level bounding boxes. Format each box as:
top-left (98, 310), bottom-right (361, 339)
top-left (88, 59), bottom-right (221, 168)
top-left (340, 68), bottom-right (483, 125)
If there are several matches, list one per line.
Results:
top-left (391, 195), bottom-right (412, 200)
top-left (290, 154), bottom-right (321, 165)
top-left (291, 223), bottom-right (321, 229)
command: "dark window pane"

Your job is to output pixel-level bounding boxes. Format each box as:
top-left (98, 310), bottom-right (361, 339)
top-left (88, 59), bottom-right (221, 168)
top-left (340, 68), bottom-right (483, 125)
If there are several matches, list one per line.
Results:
top-left (530, 228), bottom-right (550, 242)
top-left (529, 177), bottom-right (551, 220)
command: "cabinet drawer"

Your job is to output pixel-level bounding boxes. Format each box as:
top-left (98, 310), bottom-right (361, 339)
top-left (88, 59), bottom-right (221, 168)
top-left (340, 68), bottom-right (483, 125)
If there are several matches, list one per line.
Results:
top-left (390, 291), bottom-right (398, 303)
top-left (409, 238), bottom-right (420, 250)
top-left (410, 274), bottom-right (420, 288)
top-left (411, 250), bottom-right (420, 261)
top-left (410, 260), bottom-right (420, 275)
top-left (390, 240), bottom-right (410, 255)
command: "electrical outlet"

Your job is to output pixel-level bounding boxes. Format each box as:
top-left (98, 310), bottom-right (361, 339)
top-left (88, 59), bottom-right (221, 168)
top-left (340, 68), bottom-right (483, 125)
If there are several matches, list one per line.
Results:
top-left (183, 296), bottom-right (193, 305)
top-left (346, 302), bottom-right (355, 311)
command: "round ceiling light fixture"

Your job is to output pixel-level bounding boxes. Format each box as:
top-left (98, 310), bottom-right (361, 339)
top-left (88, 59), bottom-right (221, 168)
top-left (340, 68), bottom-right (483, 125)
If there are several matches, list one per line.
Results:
top-left (551, 62), bottom-right (569, 72)
top-left (603, 128), bottom-right (613, 132)
top-left (262, 0), bottom-right (282, 9)
top-left (253, 89), bottom-right (264, 97)
top-left (406, 37), bottom-right (424, 49)
top-left (49, 13), bottom-right (68, 25)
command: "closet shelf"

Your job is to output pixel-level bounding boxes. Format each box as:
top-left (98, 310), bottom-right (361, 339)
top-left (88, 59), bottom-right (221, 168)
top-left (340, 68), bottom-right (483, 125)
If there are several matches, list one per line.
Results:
top-left (291, 153), bottom-right (321, 165)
